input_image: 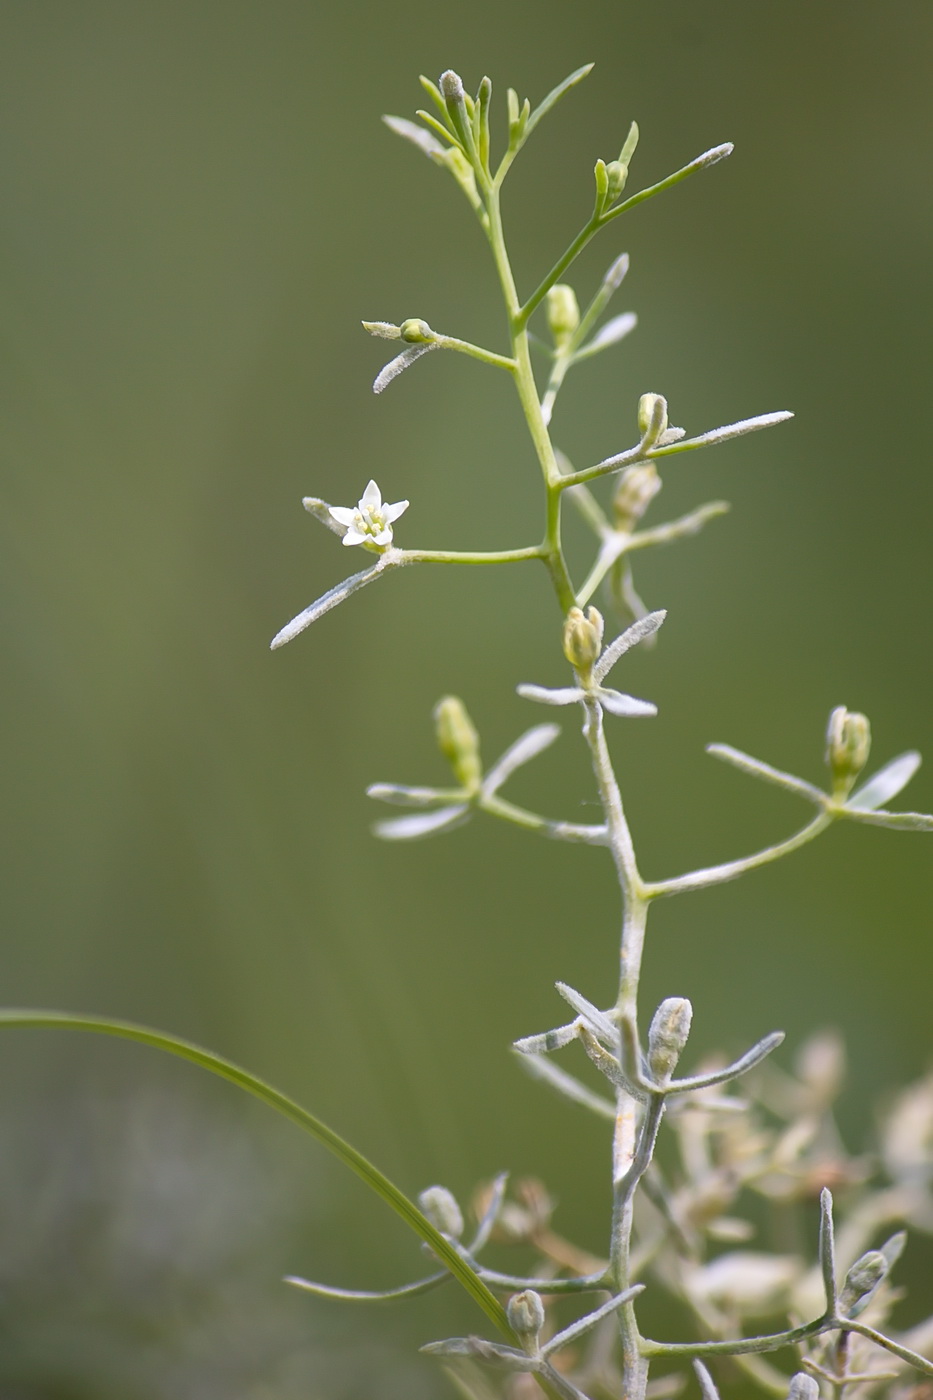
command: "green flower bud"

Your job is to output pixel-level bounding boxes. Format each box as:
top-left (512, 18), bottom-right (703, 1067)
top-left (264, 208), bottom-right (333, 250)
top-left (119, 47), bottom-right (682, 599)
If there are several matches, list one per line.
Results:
top-left (434, 696), bottom-right (482, 790)
top-left (840, 1249), bottom-right (887, 1315)
top-left (546, 284), bottom-right (580, 348)
top-left (418, 1184), bottom-right (464, 1239)
top-left (637, 392), bottom-right (669, 446)
top-left (507, 1289), bottom-right (545, 1340)
top-left (606, 159), bottom-right (628, 203)
top-left (400, 318), bottom-right (434, 344)
top-left (593, 158), bottom-right (610, 208)
top-left (825, 706), bottom-right (871, 798)
top-left (647, 997), bottom-right (693, 1084)
top-left (562, 606), bottom-right (604, 676)
top-left (612, 463), bottom-right (662, 531)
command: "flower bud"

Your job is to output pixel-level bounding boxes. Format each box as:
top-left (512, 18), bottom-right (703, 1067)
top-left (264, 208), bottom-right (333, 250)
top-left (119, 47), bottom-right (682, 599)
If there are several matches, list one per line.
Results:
top-left (612, 463), bottom-right (662, 531)
top-left (400, 318), bottom-right (434, 343)
top-left (605, 159), bottom-right (628, 202)
top-left (647, 997), bottom-right (693, 1084)
top-left (840, 1249), bottom-right (887, 1315)
top-left (439, 69), bottom-right (465, 102)
top-left (787, 1374), bottom-right (819, 1400)
top-left (562, 606), bottom-right (604, 676)
top-left (637, 392), bottom-right (669, 446)
top-left (507, 1289), bottom-right (545, 1340)
top-left (434, 696), bottom-right (482, 790)
top-left (418, 1184), bottom-right (464, 1239)
top-left (825, 706), bottom-right (871, 797)
top-left (546, 284), bottom-right (580, 348)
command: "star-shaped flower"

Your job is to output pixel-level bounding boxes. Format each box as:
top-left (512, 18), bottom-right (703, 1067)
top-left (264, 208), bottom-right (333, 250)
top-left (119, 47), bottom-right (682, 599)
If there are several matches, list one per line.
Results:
top-left (329, 479), bottom-right (409, 548)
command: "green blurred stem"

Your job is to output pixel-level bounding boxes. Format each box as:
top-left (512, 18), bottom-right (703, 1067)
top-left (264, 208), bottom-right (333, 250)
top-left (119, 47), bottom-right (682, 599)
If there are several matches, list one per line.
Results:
top-left (0, 1010), bottom-right (513, 1339)
top-left (483, 185), bottom-right (575, 612)
top-left (433, 334), bottom-right (517, 373)
top-left (398, 545), bottom-right (546, 566)
top-left (480, 791), bottom-right (608, 845)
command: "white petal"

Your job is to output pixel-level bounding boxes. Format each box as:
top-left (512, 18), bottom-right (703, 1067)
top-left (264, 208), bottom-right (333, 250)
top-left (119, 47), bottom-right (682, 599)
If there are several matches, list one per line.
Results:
top-left (341, 528), bottom-right (367, 546)
top-left (847, 751), bottom-right (921, 811)
top-left (372, 527), bottom-right (393, 546)
top-left (374, 804), bottom-right (469, 841)
top-left (328, 506), bottom-right (357, 527)
top-left (516, 684), bottom-right (584, 707)
top-left (597, 688), bottom-right (657, 718)
top-left (360, 479), bottom-right (382, 508)
top-left (382, 498), bottom-right (409, 524)
top-left (482, 724), bottom-right (561, 796)
top-left (593, 611), bottom-right (667, 683)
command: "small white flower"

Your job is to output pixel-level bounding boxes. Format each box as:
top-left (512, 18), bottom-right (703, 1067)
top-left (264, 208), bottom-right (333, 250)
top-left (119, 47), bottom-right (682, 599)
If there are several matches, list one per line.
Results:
top-left (329, 479), bottom-right (409, 548)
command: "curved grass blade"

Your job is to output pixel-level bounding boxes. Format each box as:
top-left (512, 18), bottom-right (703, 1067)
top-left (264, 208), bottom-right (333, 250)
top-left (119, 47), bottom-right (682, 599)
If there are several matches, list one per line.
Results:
top-left (0, 1009), bottom-right (511, 1337)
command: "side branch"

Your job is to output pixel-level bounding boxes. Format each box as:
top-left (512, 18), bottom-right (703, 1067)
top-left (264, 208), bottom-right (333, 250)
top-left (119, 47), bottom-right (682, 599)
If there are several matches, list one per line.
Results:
top-left (644, 812), bottom-right (833, 899)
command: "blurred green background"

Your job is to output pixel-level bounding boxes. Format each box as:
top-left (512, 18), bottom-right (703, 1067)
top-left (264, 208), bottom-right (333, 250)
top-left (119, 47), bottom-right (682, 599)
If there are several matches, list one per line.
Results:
top-left (1, 0), bottom-right (932, 1394)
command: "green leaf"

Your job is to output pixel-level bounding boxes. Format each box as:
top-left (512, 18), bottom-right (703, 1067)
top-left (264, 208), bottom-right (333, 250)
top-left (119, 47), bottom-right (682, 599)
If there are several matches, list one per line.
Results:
top-left (525, 63), bottom-right (594, 139)
top-left (0, 1009), bottom-right (512, 1337)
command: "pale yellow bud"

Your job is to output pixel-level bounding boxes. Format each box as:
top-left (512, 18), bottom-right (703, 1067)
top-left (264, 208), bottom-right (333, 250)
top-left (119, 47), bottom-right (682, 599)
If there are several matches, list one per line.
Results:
top-left (826, 706), bottom-right (871, 797)
top-left (562, 606), bottom-right (604, 675)
top-left (400, 318), bottom-right (434, 343)
top-left (612, 463), bottom-right (662, 531)
top-left (434, 696), bottom-right (482, 790)
top-left (546, 284), bottom-right (580, 347)
top-left (605, 159), bottom-right (628, 202)
top-left (637, 392), bottom-right (669, 444)
top-left (418, 1184), bottom-right (464, 1239)
top-left (647, 997), bottom-right (693, 1083)
top-left (507, 1289), bottom-right (545, 1339)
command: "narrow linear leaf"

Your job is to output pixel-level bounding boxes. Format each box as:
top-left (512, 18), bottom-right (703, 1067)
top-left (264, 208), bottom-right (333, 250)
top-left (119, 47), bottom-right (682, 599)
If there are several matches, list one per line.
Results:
top-left (555, 983), bottom-right (618, 1043)
top-left (513, 1048), bottom-right (616, 1120)
top-left (848, 751), bottom-right (922, 811)
top-left (594, 610), bottom-right (667, 682)
top-left (706, 744), bottom-right (826, 805)
top-left (597, 688), bottom-right (657, 718)
top-left (0, 1010), bottom-right (512, 1335)
top-left (513, 1022), bottom-right (579, 1055)
top-left (693, 1361), bottom-right (722, 1400)
top-left (819, 1187), bottom-right (837, 1311)
top-left (483, 724), bottom-right (561, 795)
top-left (382, 114), bottom-right (448, 160)
top-left (649, 411), bottom-right (793, 458)
top-left (285, 1271), bottom-right (448, 1302)
top-left (669, 1031), bottom-right (784, 1094)
top-left (367, 783), bottom-right (462, 808)
top-left (516, 684), bottom-right (582, 707)
top-left (373, 341), bottom-right (439, 393)
top-left (541, 1286), bottom-right (644, 1357)
top-left (575, 312), bottom-right (638, 360)
top-left (374, 804), bottom-right (469, 840)
top-left (470, 1172), bottom-right (509, 1253)
top-left (839, 806), bottom-right (933, 831)
top-left (525, 63), bottom-right (594, 138)
top-left (270, 560), bottom-right (388, 649)
top-left (302, 496), bottom-right (347, 537)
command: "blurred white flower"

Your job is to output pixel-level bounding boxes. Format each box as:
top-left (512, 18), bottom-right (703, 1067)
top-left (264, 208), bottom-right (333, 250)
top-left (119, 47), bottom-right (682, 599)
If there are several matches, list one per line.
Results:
top-left (329, 480), bottom-right (409, 548)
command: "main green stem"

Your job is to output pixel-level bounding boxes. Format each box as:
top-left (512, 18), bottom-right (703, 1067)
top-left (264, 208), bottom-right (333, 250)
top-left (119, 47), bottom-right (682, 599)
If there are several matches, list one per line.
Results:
top-left (483, 173), bottom-right (652, 1397)
top-left (484, 188), bottom-right (575, 612)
